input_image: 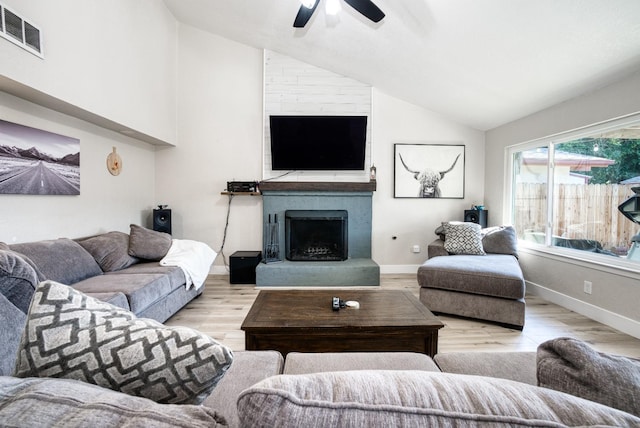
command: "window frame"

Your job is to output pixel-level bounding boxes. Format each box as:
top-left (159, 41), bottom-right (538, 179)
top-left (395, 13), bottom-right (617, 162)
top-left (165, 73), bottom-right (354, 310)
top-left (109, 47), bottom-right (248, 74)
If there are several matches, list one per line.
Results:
top-left (505, 112), bottom-right (640, 275)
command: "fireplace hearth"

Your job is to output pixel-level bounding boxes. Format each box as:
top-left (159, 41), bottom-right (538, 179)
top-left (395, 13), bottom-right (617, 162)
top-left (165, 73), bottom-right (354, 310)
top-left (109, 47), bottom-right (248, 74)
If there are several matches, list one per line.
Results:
top-left (286, 210), bottom-right (348, 261)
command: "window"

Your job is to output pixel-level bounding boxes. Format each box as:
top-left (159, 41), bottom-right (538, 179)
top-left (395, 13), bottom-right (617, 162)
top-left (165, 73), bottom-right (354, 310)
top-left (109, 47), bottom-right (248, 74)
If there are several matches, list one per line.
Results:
top-left (508, 114), bottom-right (640, 265)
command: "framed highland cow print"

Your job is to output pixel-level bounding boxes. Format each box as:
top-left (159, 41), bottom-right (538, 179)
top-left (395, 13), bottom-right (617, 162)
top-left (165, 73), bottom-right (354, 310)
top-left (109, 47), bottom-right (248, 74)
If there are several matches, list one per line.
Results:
top-left (394, 143), bottom-right (465, 199)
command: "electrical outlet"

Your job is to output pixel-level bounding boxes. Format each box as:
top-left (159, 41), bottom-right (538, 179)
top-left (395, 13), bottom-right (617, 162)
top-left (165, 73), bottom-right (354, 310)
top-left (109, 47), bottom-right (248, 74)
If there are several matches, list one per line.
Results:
top-left (583, 280), bottom-right (593, 294)
top-left (412, 245), bottom-right (421, 253)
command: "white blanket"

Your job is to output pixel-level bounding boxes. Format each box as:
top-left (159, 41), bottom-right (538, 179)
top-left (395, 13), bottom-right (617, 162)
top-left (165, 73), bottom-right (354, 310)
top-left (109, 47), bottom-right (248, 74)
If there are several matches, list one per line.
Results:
top-left (160, 239), bottom-right (217, 290)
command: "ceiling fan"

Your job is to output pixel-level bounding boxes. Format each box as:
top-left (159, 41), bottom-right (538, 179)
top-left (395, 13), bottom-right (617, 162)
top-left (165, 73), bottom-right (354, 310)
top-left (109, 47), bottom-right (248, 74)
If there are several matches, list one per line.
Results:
top-left (294, 0), bottom-right (385, 28)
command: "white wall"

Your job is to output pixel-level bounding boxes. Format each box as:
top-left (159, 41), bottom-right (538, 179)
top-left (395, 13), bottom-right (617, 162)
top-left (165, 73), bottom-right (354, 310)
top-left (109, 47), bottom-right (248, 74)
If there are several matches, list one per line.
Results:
top-left (485, 70), bottom-right (640, 338)
top-left (153, 28), bottom-right (486, 273)
top-left (0, 92), bottom-right (157, 243)
top-left (371, 90), bottom-right (485, 271)
top-left (154, 25), bottom-right (264, 271)
top-left (0, 0), bottom-right (177, 145)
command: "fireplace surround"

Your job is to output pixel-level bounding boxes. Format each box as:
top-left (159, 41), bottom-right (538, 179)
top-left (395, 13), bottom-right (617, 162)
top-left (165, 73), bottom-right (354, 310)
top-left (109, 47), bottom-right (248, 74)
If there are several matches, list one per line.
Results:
top-left (256, 181), bottom-right (379, 286)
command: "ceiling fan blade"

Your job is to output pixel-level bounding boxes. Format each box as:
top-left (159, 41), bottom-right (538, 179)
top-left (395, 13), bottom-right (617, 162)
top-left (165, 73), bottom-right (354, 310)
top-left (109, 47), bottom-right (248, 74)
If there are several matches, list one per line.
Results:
top-left (293, 1), bottom-right (320, 28)
top-left (343, 0), bottom-right (385, 23)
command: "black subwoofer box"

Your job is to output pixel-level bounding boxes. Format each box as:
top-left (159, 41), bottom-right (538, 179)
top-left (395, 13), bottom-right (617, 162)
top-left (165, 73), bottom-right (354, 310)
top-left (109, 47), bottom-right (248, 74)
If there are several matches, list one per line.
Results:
top-left (464, 210), bottom-right (488, 228)
top-left (230, 251), bottom-right (262, 284)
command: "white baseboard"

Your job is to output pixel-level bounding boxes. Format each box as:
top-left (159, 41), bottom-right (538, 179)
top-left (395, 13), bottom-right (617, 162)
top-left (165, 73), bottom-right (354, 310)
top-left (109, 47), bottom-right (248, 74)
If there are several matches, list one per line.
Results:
top-left (526, 280), bottom-right (640, 340)
top-left (379, 264), bottom-right (421, 274)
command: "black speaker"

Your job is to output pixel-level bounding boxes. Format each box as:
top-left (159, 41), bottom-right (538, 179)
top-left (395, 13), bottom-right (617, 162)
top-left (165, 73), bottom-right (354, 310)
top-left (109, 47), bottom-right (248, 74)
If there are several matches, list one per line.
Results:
top-left (230, 251), bottom-right (262, 284)
top-left (153, 209), bottom-right (172, 234)
top-left (464, 210), bottom-right (488, 228)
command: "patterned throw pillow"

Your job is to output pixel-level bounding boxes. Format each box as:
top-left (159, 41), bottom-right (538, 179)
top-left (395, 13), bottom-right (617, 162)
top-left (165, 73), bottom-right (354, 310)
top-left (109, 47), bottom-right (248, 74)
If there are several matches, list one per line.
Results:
top-left (443, 221), bottom-right (485, 255)
top-left (14, 281), bottom-right (233, 405)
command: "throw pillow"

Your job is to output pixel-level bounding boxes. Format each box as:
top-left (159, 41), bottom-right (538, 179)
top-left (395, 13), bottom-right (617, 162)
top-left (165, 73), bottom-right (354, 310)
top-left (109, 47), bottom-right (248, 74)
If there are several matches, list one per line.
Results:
top-left (537, 337), bottom-right (640, 417)
top-left (0, 294), bottom-right (27, 376)
top-left (442, 221), bottom-right (485, 255)
top-left (481, 225), bottom-right (519, 258)
top-left (128, 224), bottom-right (172, 261)
top-left (238, 370), bottom-right (640, 427)
top-left (0, 376), bottom-right (227, 427)
top-left (10, 238), bottom-right (102, 284)
top-left (0, 249), bottom-right (39, 314)
top-left (78, 231), bottom-right (139, 272)
top-left (14, 280), bottom-right (234, 405)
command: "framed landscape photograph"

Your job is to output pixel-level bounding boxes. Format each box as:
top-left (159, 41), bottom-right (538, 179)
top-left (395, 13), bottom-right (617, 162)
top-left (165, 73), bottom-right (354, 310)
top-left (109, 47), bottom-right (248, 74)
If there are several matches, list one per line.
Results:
top-left (0, 119), bottom-right (80, 195)
top-left (394, 143), bottom-right (465, 198)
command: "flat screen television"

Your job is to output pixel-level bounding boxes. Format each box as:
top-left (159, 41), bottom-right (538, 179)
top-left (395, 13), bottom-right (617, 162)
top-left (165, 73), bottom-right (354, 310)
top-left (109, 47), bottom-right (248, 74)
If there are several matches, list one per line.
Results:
top-left (269, 115), bottom-right (367, 170)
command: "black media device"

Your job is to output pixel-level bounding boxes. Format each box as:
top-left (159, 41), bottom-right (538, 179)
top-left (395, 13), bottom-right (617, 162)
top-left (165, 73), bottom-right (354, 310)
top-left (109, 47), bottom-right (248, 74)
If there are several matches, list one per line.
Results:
top-left (270, 115), bottom-right (367, 171)
top-left (227, 181), bottom-right (258, 193)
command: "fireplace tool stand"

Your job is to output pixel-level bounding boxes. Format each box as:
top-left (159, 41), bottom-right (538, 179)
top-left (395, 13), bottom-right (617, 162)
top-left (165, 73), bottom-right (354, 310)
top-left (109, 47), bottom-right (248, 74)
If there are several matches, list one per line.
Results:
top-left (264, 213), bottom-right (281, 263)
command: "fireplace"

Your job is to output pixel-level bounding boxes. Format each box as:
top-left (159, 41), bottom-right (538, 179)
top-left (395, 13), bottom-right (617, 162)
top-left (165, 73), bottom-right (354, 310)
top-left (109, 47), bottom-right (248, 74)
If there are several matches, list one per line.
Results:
top-left (285, 210), bottom-right (348, 261)
top-left (256, 182), bottom-right (379, 286)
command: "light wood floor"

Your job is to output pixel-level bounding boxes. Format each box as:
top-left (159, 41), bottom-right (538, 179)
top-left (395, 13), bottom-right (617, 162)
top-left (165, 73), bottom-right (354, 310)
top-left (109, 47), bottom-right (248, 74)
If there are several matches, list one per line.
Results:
top-left (165, 274), bottom-right (640, 358)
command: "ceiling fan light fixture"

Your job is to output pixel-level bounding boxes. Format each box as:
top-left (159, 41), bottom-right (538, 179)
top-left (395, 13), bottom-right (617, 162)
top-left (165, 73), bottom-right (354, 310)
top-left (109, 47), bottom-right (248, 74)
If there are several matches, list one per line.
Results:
top-left (326, 0), bottom-right (342, 16)
top-left (299, 0), bottom-right (317, 9)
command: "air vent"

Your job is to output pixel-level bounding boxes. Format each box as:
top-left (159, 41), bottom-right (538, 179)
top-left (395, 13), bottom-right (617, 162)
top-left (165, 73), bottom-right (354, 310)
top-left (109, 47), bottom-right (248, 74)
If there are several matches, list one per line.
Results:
top-left (0, 2), bottom-right (43, 58)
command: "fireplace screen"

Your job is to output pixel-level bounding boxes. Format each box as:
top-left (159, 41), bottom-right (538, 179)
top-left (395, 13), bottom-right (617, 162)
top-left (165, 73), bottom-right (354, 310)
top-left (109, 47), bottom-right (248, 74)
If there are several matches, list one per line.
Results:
top-left (285, 210), bottom-right (348, 261)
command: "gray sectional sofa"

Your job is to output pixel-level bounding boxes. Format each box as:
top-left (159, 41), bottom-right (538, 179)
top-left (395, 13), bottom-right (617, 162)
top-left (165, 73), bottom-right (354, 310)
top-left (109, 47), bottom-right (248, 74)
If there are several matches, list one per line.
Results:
top-left (6, 228), bottom-right (202, 323)
top-left (2, 231), bottom-right (640, 426)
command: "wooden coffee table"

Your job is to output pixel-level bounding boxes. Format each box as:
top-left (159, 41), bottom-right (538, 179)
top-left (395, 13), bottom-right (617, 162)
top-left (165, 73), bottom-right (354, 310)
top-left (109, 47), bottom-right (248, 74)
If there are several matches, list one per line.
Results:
top-left (241, 290), bottom-right (444, 357)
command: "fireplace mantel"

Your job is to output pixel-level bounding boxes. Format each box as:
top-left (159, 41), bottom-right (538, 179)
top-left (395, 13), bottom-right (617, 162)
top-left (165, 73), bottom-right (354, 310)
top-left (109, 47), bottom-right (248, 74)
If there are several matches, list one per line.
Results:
top-left (259, 180), bottom-right (376, 193)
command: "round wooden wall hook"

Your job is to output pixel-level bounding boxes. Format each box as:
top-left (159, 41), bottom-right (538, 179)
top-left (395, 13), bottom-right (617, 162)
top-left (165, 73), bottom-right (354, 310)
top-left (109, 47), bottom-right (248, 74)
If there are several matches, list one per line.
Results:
top-left (107, 146), bottom-right (122, 176)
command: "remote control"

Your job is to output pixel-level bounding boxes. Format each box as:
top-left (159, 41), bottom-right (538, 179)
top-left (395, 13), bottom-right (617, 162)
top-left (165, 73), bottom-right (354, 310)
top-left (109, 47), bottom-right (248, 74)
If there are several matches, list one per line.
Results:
top-left (332, 297), bottom-right (340, 311)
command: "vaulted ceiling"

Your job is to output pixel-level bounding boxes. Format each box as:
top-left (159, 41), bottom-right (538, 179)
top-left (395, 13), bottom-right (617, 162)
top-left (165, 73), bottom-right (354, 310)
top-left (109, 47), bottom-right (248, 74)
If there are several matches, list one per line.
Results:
top-left (163, 0), bottom-right (640, 131)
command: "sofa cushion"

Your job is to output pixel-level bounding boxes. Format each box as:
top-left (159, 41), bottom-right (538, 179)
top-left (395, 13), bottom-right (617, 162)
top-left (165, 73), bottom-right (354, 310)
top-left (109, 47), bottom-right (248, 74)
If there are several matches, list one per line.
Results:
top-left (0, 376), bottom-right (227, 427)
top-left (203, 351), bottom-right (284, 428)
top-left (0, 249), bottom-right (38, 313)
top-left (537, 337), bottom-right (640, 417)
top-left (83, 291), bottom-right (130, 311)
top-left (128, 224), bottom-right (172, 261)
top-left (77, 231), bottom-right (139, 272)
top-left (72, 272), bottom-right (174, 314)
top-left (14, 281), bottom-right (234, 405)
top-left (481, 225), bottom-right (519, 258)
top-left (237, 370), bottom-right (640, 427)
top-left (106, 262), bottom-right (186, 290)
top-left (10, 238), bottom-right (102, 284)
top-left (435, 351), bottom-right (537, 385)
top-left (418, 254), bottom-right (525, 300)
top-left (442, 221), bottom-right (485, 255)
top-left (283, 352), bottom-right (440, 374)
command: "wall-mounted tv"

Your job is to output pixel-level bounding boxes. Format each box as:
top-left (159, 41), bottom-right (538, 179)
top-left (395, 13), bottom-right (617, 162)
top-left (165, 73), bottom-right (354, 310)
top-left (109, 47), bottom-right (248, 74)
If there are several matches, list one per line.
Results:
top-left (269, 115), bottom-right (367, 171)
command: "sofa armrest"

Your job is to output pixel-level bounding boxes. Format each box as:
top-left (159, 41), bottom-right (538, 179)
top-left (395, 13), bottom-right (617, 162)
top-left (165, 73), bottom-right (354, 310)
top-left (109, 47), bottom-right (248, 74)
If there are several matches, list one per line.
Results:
top-left (427, 239), bottom-right (449, 259)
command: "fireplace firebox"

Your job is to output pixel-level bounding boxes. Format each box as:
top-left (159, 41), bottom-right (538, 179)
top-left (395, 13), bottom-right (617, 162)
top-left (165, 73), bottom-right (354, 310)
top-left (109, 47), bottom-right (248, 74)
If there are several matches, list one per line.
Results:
top-left (285, 210), bottom-right (348, 261)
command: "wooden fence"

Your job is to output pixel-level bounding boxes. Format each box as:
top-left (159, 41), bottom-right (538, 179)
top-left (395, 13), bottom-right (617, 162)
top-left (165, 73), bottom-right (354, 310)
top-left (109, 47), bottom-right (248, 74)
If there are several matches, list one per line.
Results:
top-left (514, 183), bottom-right (639, 253)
